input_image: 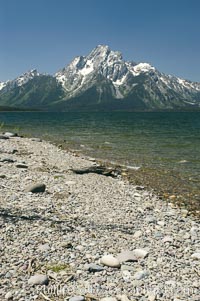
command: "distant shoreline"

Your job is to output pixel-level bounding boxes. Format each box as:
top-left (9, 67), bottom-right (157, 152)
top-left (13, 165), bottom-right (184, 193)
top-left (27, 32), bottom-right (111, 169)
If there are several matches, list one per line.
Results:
top-left (1, 106), bottom-right (200, 113)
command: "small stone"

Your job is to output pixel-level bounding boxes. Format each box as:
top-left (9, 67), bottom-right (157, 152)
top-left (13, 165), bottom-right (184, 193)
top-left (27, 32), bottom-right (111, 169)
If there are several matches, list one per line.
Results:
top-left (162, 236), bottom-right (173, 243)
top-left (154, 232), bottom-right (163, 238)
top-left (190, 226), bottom-right (198, 236)
top-left (12, 149), bottom-right (18, 154)
top-left (5, 291), bottom-right (13, 300)
top-left (191, 253), bottom-right (200, 260)
top-left (157, 221), bottom-right (165, 226)
top-left (75, 245), bottom-right (84, 251)
top-left (0, 135), bottom-right (9, 139)
top-left (122, 270), bottom-right (131, 280)
top-left (181, 209), bottom-right (188, 217)
top-left (60, 241), bottom-right (73, 248)
top-left (117, 251), bottom-right (137, 263)
top-left (5, 272), bottom-right (12, 278)
top-left (0, 158), bottom-right (14, 163)
top-left (133, 270), bottom-right (149, 280)
top-left (117, 249), bottom-right (148, 263)
top-left (4, 132), bottom-right (18, 137)
top-left (178, 160), bottom-right (188, 164)
top-left (16, 163), bottom-right (28, 169)
top-left (69, 296), bottom-right (85, 301)
top-left (144, 203), bottom-right (154, 210)
top-left (100, 255), bottom-right (121, 268)
top-left (133, 230), bottom-right (143, 239)
top-left (136, 186), bottom-right (145, 191)
top-left (134, 192), bottom-right (141, 198)
top-left (38, 243), bottom-right (50, 252)
top-left (26, 183), bottom-right (46, 193)
top-left (145, 216), bottom-right (157, 224)
top-left (0, 174), bottom-right (6, 179)
top-left (31, 138), bottom-right (42, 142)
top-left (148, 292), bottom-right (156, 301)
top-left (87, 263), bottom-right (104, 273)
top-left (28, 274), bottom-right (49, 285)
top-left (88, 157), bottom-right (96, 161)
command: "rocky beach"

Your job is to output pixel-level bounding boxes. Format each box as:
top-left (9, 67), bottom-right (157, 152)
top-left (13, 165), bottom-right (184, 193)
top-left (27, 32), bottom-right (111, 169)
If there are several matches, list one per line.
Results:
top-left (0, 134), bottom-right (200, 301)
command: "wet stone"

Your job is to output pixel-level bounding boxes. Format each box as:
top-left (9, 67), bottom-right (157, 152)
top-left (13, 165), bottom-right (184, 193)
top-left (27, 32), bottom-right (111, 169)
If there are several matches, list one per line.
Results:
top-left (87, 263), bottom-right (104, 273)
top-left (16, 163), bottom-right (28, 169)
top-left (26, 183), bottom-right (46, 193)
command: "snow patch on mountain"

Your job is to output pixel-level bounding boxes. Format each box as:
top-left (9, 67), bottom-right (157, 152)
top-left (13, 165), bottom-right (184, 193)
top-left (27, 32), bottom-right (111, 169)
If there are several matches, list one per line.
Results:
top-left (79, 59), bottom-right (94, 76)
top-left (132, 63), bottom-right (155, 75)
top-left (15, 69), bottom-right (40, 87)
top-left (0, 81), bottom-right (7, 91)
top-left (113, 74), bottom-right (127, 86)
top-left (178, 78), bottom-right (200, 91)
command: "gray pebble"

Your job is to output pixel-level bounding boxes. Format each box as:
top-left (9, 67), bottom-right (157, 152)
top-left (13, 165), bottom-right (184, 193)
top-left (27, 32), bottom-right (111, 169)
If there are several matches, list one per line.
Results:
top-left (28, 274), bottom-right (49, 286)
top-left (87, 263), bottom-right (104, 272)
top-left (69, 296), bottom-right (85, 301)
top-left (26, 183), bottom-right (46, 193)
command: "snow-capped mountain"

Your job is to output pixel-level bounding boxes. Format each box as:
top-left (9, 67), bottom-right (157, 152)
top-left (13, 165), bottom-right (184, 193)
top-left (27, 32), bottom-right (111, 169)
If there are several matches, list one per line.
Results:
top-left (55, 45), bottom-right (200, 109)
top-left (0, 69), bottom-right (40, 92)
top-left (0, 45), bottom-right (200, 110)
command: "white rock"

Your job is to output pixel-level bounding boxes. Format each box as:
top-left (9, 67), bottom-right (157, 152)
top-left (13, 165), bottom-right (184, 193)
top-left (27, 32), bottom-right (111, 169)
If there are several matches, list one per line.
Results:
top-left (133, 270), bottom-right (149, 280)
top-left (69, 296), bottom-right (85, 301)
top-left (162, 236), bottom-right (173, 243)
top-left (133, 230), bottom-right (143, 239)
top-left (117, 250), bottom-right (137, 263)
top-left (122, 270), bottom-right (131, 281)
top-left (28, 274), bottom-right (49, 285)
top-left (132, 248), bottom-right (149, 260)
top-left (190, 226), bottom-right (198, 235)
top-left (5, 292), bottom-right (13, 300)
top-left (157, 221), bottom-right (165, 226)
top-left (4, 132), bottom-right (17, 137)
top-left (38, 243), bottom-right (50, 252)
top-left (117, 249), bottom-right (148, 263)
top-left (148, 292), bottom-right (156, 301)
top-left (116, 295), bottom-right (130, 301)
top-left (134, 192), bottom-right (141, 198)
top-left (191, 252), bottom-right (200, 260)
top-left (100, 255), bottom-right (120, 268)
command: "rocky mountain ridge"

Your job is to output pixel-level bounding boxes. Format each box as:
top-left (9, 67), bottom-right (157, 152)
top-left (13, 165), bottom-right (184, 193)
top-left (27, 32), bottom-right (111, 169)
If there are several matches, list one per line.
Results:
top-left (0, 45), bottom-right (200, 110)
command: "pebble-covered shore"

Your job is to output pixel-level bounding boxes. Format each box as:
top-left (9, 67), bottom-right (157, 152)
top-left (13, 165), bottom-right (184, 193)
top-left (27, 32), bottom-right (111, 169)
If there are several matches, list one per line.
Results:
top-left (0, 133), bottom-right (200, 301)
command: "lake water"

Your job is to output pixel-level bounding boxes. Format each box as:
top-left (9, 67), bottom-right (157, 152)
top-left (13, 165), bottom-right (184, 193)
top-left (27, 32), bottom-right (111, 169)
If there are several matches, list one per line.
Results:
top-left (0, 111), bottom-right (200, 212)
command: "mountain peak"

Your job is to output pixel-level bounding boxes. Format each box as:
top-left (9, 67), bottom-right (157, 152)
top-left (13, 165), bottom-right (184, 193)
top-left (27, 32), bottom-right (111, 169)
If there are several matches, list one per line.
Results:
top-left (87, 44), bottom-right (111, 60)
top-left (23, 69), bottom-right (39, 77)
top-left (96, 44), bottom-right (110, 50)
top-left (13, 69), bottom-right (40, 87)
top-left (1, 45), bottom-right (200, 111)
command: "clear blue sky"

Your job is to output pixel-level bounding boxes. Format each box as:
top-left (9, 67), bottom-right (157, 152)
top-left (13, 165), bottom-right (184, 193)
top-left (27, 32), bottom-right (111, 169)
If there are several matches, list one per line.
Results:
top-left (0, 0), bottom-right (200, 82)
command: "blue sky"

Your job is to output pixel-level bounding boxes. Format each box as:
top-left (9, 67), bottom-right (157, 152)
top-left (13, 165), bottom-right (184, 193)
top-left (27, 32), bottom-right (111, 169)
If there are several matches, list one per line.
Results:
top-left (0, 0), bottom-right (200, 82)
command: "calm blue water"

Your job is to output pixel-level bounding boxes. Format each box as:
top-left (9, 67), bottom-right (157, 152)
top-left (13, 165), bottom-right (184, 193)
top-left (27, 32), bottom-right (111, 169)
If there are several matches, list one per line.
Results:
top-left (0, 111), bottom-right (200, 193)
